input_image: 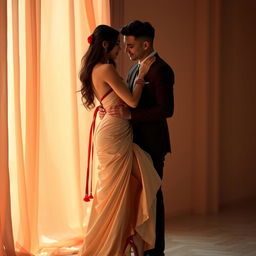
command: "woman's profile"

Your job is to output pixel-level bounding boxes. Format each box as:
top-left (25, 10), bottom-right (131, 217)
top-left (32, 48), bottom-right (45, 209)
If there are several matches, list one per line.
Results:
top-left (78, 25), bottom-right (161, 256)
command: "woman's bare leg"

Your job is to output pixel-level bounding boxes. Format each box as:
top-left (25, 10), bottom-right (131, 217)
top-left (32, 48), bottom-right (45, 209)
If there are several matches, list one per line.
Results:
top-left (130, 153), bottom-right (144, 256)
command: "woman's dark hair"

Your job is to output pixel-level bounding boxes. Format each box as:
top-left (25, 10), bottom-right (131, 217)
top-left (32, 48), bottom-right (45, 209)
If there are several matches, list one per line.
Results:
top-left (79, 25), bottom-right (119, 109)
top-left (121, 20), bottom-right (155, 42)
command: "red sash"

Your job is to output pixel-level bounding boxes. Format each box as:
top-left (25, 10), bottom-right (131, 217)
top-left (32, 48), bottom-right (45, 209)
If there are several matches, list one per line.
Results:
top-left (84, 89), bottom-right (113, 202)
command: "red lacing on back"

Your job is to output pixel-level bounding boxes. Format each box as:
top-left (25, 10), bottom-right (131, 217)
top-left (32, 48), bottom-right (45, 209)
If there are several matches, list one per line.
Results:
top-left (84, 89), bottom-right (113, 202)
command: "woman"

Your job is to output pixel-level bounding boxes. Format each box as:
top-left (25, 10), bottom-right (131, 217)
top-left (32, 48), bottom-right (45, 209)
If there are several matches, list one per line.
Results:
top-left (78, 25), bottom-right (161, 256)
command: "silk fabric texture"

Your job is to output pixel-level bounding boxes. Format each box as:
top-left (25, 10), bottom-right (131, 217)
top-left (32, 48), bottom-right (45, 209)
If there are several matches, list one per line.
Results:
top-left (78, 90), bottom-right (161, 255)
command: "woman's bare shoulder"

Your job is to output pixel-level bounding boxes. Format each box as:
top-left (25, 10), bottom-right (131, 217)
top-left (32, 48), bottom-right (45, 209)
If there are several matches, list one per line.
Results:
top-left (94, 63), bottom-right (115, 72)
top-left (93, 64), bottom-right (117, 84)
top-left (97, 63), bottom-right (117, 77)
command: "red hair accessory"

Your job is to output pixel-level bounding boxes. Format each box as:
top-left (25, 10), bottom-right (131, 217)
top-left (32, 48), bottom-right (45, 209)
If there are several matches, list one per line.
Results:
top-left (87, 34), bottom-right (94, 44)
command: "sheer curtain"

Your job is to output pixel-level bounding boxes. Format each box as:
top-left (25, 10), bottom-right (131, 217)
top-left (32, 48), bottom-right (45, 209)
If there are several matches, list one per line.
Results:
top-left (0, 0), bottom-right (16, 255)
top-left (1, 0), bottom-right (109, 255)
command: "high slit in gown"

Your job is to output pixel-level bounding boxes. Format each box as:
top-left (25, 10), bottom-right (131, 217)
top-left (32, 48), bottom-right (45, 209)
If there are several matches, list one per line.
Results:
top-left (78, 89), bottom-right (161, 256)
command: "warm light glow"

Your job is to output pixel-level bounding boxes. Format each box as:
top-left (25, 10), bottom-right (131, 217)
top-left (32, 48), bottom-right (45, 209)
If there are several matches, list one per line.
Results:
top-left (7, 0), bottom-right (110, 255)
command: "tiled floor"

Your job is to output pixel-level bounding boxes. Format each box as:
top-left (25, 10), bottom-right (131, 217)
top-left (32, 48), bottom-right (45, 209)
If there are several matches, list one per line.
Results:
top-left (70, 202), bottom-right (256, 255)
top-left (165, 202), bottom-right (256, 256)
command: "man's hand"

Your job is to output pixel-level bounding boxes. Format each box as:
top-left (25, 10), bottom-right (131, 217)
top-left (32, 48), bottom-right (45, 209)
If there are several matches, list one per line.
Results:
top-left (107, 104), bottom-right (131, 120)
top-left (98, 106), bottom-right (106, 120)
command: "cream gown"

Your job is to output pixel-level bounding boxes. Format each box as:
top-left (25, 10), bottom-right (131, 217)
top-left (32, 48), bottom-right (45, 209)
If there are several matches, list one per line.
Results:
top-left (78, 89), bottom-right (161, 256)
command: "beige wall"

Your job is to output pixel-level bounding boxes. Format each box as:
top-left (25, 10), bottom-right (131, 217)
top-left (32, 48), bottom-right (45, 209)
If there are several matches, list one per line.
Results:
top-left (220, 0), bottom-right (256, 205)
top-left (115, 0), bottom-right (256, 217)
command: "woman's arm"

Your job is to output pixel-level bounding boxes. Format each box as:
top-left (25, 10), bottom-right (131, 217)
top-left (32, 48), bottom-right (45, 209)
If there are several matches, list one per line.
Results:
top-left (102, 58), bottom-right (155, 108)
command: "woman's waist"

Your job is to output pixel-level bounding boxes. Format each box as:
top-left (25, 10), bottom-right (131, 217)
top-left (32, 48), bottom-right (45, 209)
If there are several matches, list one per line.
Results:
top-left (101, 99), bottom-right (125, 109)
top-left (97, 116), bottom-right (130, 132)
top-left (95, 122), bottom-right (132, 148)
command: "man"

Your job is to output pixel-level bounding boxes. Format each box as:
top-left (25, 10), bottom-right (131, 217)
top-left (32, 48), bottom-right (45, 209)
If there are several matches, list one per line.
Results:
top-left (107, 20), bottom-right (174, 256)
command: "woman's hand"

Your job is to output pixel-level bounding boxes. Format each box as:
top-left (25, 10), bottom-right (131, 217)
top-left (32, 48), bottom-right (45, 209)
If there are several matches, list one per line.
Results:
top-left (138, 56), bottom-right (156, 79)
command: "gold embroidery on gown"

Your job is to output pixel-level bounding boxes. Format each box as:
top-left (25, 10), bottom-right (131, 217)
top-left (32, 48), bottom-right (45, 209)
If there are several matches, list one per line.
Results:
top-left (79, 90), bottom-right (161, 256)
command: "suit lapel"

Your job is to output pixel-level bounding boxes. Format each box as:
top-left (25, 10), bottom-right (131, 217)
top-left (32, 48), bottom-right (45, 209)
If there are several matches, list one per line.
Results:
top-left (127, 64), bottom-right (140, 92)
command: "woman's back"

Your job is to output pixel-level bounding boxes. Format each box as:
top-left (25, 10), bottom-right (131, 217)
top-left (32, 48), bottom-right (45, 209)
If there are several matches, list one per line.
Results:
top-left (92, 63), bottom-right (114, 102)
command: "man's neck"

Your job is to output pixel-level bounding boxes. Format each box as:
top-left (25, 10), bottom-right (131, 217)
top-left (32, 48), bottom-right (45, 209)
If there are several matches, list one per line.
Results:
top-left (139, 49), bottom-right (155, 63)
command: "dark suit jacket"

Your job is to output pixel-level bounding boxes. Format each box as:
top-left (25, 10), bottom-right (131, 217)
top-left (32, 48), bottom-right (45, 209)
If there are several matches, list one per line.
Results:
top-left (127, 54), bottom-right (174, 157)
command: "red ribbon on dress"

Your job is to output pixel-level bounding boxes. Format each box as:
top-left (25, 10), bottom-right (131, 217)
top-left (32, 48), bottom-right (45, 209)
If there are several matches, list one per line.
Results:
top-left (84, 89), bottom-right (113, 202)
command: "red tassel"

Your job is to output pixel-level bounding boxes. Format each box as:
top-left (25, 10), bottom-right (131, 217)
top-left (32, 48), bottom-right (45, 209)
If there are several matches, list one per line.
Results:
top-left (83, 196), bottom-right (91, 202)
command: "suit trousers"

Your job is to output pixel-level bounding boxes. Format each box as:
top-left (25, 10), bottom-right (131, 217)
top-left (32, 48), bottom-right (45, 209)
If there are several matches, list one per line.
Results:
top-left (144, 154), bottom-right (165, 256)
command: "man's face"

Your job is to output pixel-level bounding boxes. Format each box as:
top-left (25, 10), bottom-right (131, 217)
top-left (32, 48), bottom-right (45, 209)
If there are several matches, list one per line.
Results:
top-left (124, 35), bottom-right (146, 61)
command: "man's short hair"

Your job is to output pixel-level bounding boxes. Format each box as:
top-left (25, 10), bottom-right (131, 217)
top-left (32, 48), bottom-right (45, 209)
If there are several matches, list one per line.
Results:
top-left (121, 20), bottom-right (155, 42)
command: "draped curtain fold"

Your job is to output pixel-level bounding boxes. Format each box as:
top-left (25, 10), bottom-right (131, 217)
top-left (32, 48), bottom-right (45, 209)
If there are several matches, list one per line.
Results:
top-left (0, 0), bottom-right (16, 255)
top-left (1, 0), bottom-right (110, 255)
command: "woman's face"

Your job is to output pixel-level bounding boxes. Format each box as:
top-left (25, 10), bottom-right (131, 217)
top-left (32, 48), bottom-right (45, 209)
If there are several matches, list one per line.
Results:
top-left (108, 34), bottom-right (121, 60)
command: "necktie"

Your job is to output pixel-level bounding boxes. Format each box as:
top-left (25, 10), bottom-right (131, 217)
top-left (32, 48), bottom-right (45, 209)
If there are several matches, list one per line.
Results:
top-left (130, 64), bottom-right (140, 92)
